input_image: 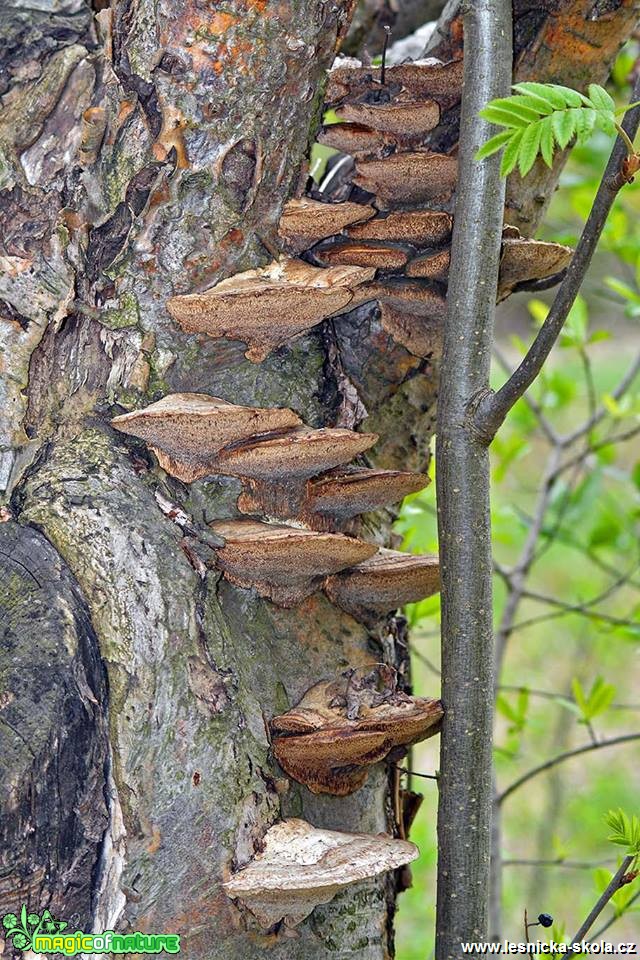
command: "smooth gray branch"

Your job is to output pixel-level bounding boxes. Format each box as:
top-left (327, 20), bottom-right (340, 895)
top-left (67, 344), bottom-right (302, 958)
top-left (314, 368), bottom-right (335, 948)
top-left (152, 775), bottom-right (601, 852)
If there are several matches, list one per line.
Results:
top-left (570, 854), bottom-right (635, 945)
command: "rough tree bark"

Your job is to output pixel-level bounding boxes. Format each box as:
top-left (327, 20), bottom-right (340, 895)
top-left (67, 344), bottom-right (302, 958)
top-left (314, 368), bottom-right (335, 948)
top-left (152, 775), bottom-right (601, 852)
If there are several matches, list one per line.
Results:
top-left (1, 1), bottom-right (637, 958)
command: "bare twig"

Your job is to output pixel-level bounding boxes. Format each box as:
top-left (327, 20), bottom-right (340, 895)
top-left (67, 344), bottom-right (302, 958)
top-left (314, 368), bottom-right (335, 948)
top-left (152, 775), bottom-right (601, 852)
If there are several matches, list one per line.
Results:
top-left (570, 855), bottom-right (634, 945)
top-left (475, 75), bottom-right (640, 441)
top-left (561, 351), bottom-right (640, 446)
top-left (591, 888), bottom-right (640, 939)
top-left (498, 733), bottom-right (640, 806)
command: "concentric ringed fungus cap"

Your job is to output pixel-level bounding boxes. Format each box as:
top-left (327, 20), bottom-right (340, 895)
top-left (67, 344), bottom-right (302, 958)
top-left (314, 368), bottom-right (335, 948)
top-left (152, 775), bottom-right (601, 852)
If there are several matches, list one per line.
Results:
top-left (209, 519), bottom-right (377, 606)
top-left (110, 393), bottom-right (302, 482)
top-left (271, 671), bottom-right (443, 795)
top-left (223, 818), bottom-right (418, 927)
top-left (498, 232), bottom-right (573, 300)
top-left (166, 259), bottom-right (375, 362)
top-left (324, 547), bottom-right (441, 615)
top-left (354, 152), bottom-right (458, 207)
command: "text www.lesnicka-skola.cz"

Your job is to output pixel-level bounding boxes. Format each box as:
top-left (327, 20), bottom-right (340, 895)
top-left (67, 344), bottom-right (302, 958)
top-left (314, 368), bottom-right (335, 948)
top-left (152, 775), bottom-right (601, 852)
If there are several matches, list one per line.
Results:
top-left (460, 942), bottom-right (638, 955)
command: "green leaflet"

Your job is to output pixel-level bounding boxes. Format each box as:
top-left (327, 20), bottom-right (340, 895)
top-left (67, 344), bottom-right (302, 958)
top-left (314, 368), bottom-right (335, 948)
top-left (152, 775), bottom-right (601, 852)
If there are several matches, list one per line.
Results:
top-left (475, 80), bottom-right (624, 177)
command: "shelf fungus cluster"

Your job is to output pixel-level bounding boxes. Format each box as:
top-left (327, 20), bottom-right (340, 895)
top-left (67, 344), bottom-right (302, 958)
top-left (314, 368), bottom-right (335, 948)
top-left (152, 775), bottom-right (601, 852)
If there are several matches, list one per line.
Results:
top-left (223, 818), bottom-right (418, 928)
top-left (164, 57), bottom-right (572, 365)
top-left (112, 393), bottom-right (440, 608)
top-left (270, 668), bottom-right (443, 795)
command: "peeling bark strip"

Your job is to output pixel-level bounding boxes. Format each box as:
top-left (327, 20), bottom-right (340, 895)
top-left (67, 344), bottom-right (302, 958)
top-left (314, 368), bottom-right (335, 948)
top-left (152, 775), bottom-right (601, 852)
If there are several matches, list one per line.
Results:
top-left (1, 0), bottom-right (638, 957)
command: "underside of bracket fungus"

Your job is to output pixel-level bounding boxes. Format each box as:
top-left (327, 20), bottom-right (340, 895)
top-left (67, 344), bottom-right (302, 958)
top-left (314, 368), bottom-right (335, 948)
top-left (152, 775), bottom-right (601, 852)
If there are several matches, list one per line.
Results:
top-left (110, 393), bottom-right (302, 482)
top-left (223, 818), bottom-right (418, 927)
top-left (346, 209), bottom-right (452, 246)
top-left (306, 467), bottom-right (430, 519)
top-left (278, 198), bottom-right (375, 255)
top-left (325, 547), bottom-right (440, 616)
top-left (209, 520), bottom-right (377, 605)
top-left (270, 669), bottom-right (443, 795)
top-left (166, 259), bottom-right (375, 362)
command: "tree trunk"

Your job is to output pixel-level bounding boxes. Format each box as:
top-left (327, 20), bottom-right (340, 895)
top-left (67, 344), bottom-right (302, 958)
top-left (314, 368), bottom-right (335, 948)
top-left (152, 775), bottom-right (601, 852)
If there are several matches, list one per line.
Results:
top-left (1, 1), bottom-right (637, 958)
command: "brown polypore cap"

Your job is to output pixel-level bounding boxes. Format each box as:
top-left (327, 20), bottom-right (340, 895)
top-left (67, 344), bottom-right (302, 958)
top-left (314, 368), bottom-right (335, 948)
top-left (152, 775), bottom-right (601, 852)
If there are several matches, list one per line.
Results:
top-left (210, 519), bottom-right (377, 606)
top-left (498, 234), bottom-right (573, 300)
top-left (354, 152), bottom-right (458, 207)
top-left (308, 467), bottom-right (430, 518)
top-left (346, 210), bottom-right (452, 246)
top-left (337, 100), bottom-right (440, 137)
top-left (325, 59), bottom-right (463, 111)
top-left (318, 122), bottom-right (396, 157)
top-left (325, 547), bottom-right (441, 614)
top-left (406, 248), bottom-right (451, 281)
top-left (278, 198), bottom-right (375, 255)
top-left (313, 240), bottom-right (409, 270)
top-left (166, 259), bottom-right (376, 362)
top-left (110, 393), bottom-right (302, 482)
top-left (271, 672), bottom-right (443, 795)
top-left (223, 818), bottom-right (418, 927)
top-left (215, 426), bottom-right (379, 480)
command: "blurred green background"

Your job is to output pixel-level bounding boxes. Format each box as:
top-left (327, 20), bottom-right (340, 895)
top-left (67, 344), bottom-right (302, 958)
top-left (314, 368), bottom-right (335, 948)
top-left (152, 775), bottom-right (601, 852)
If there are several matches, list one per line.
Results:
top-left (394, 43), bottom-right (640, 957)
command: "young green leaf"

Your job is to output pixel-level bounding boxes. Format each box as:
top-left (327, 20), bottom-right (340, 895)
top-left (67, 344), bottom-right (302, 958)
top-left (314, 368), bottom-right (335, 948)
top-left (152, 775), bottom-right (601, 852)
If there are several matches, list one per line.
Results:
top-left (500, 128), bottom-right (524, 176)
top-left (588, 83), bottom-right (616, 113)
top-left (475, 129), bottom-right (514, 161)
top-left (518, 122), bottom-right (543, 176)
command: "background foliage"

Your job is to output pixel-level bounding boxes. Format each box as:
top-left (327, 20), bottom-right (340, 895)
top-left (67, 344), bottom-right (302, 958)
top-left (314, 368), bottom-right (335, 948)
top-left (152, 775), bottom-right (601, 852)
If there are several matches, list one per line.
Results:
top-left (395, 42), bottom-right (640, 957)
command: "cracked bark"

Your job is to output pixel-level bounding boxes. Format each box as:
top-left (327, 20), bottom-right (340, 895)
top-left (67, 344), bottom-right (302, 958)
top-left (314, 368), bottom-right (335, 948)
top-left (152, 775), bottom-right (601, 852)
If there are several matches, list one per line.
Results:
top-left (0, 0), bottom-right (637, 957)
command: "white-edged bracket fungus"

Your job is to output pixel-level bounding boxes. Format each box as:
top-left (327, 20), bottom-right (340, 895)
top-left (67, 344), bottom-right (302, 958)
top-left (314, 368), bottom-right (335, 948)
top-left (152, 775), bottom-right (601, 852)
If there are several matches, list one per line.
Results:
top-left (166, 259), bottom-right (375, 362)
top-left (223, 818), bottom-right (418, 927)
top-left (324, 547), bottom-right (440, 617)
top-left (110, 393), bottom-right (302, 483)
top-left (209, 519), bottom-right (377, 606)
top-left (271, 670), bottom-right (443, 795)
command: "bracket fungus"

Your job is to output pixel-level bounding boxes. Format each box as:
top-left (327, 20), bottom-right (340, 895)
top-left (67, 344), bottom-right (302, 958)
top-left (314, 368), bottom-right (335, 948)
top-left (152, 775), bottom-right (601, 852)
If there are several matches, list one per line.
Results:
top-left (336, 100), bottom-right (441, 138)
top-left (110, 393), bottom-right (302, 482)
top-left (354, 152), bottom-right (458, 207)
top-left (278, 198), bottom-right (375, 255)
top-left (209, 520), bottom-right (377, 605)
top-left (498, 233), bottom-right (573, 300)
top-left (306, 467), bottom-right (430, 521)
top-left (325, 547), bottom-right (441, 616)
top-left (406, 248), bottom-right (451, 281)
top-left (214, 426), bottom-right (378, 481)
top-left (271, 670), bottom-right (443, 795)
top-left (166, 259), bottom-right (375, 362)
top-left (346, 209), bottom-right (452, 246)
top-left (325, 59), bottom-right (464, 112)
top-left (313, 240), bottom-right (410, 270)
top-left (223, 818), bottom-right (418, 927)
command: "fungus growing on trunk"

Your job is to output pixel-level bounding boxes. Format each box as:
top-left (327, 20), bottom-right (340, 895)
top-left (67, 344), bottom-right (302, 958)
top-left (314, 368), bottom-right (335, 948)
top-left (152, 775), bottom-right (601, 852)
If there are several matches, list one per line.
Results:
top-left (498, 234), bottom-right (573, 300)
top-left (318, 122), bottom-right (397, 157)
top-left (337, 100), bottom-right (441, 137)
top-left (312, 240), bottom-right (409, 270)
top-left (209, 520), bottom-right (377, 605)
top-left (166, 259), bottom-right (375, 362)
top-left (354, 152), bottom-right (458, 206)
top-left (324, 547), bottom-right (441, 616)
top-left (346, 209), bottom-right (452, 246)
top-left (325, 59), bottom-right (464, 112)
top-left (223, 818), bottom-right (418, 927)
top-left (278, 198), bottom-right (375, 255)
top-left (270, 669), bottom-right (443, 795)
top-left (357, 280), bottom-right (446, 358)
top-left (307, 467), bottom-right (430, 520)
top-left (110, 393), bottom-right (302, 482)
top-left (214, 426), bottom-right (378, 480)
top-left (406, 248), bottom-right (451, 281)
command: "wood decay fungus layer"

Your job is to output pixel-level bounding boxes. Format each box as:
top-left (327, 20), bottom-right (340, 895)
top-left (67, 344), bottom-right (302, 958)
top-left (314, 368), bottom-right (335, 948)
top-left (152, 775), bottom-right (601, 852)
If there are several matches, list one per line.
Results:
top-left (166, 57), bottom-right (572, 363)
top-left (271, 667), bottom-right (443, 795)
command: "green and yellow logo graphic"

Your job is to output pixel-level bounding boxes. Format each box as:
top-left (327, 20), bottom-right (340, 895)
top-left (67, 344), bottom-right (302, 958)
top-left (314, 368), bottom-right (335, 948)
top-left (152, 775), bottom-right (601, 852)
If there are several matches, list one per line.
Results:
top-left (2, 906), bottom-right (181, 955)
